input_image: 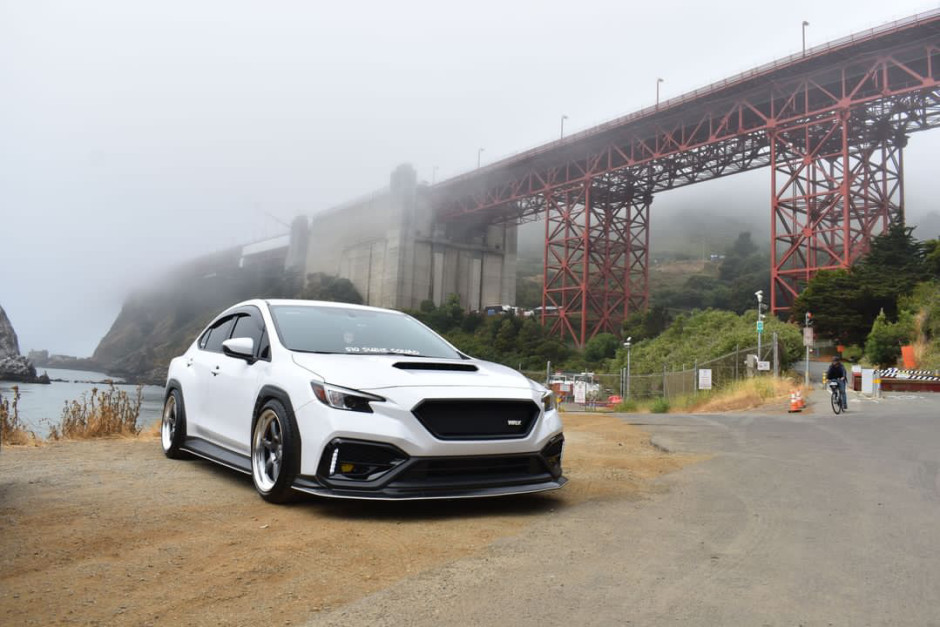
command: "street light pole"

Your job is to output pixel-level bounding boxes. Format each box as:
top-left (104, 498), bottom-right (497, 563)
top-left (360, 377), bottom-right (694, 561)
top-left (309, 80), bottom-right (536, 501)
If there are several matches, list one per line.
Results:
top-left (477, 147), bottom-right (485, 169)
top-left (802, 20), bottom-right (810, 56)
top-left (560, 114), bottom-right (568, 139)
top-left (656, 78), bottom-right (664, 108)
top-left (755, 290), bottom-right (763, 362)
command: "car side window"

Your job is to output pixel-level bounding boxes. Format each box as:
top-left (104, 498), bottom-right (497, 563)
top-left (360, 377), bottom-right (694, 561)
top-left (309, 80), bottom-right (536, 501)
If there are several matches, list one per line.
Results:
top-left (258, 328), bottom-right (271, 360)
top-left (198, 328), bottom-right (211, 350)
top-left (230, 313), bottom-right (265, 357)
top-left (203, 316), bottom-right (236, 353)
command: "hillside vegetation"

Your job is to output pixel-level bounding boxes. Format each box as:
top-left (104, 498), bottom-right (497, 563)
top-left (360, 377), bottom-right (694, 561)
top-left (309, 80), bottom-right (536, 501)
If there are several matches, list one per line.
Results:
top-left (610, 308), bottom-right (802, 375)
top-left (792, 224), bottom-right (939, 368)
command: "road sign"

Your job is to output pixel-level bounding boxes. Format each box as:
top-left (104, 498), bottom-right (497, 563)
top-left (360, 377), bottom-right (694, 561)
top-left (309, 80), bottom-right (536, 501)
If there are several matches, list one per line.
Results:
top-left (803, 326), bottom-right (814, 347)
top-left (698, 368), bottom-right (713, 390)
top-left (757, 361), bottom-right (771, 371)
top-left (756, 320), bottom-right (764, 333)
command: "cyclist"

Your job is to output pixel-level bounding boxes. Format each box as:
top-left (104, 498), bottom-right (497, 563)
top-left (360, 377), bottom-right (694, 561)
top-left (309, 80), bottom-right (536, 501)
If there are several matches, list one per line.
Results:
top-left (825, 355), bottom-right (848, 411)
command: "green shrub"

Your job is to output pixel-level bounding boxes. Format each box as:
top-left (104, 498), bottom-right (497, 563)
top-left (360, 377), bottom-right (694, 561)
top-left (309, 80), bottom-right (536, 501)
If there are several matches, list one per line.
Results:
top-left (865, 309), bottom-right (915, 368)
top-left (614, 399), bottom-right (639, 412)
top-left (841, 344), bottom-right (864, 363)
top-left (649, 397), bottom-right (671, 413)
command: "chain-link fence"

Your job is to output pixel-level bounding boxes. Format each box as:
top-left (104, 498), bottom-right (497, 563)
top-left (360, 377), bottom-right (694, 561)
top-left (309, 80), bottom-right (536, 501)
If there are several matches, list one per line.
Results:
top-left (524, 338), bottom-right (783, 408)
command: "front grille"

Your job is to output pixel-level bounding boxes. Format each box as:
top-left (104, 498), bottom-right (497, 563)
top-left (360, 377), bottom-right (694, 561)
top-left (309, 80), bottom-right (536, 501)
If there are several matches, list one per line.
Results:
top-left (411, 399), bottom-right (539, 440)
top-left (393, 454), bottom-right (551, 488)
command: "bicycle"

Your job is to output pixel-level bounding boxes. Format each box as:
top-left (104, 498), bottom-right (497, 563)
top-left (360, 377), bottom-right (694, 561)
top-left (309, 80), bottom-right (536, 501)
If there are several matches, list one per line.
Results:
top-left (828, 379), bottom-right (844, 414)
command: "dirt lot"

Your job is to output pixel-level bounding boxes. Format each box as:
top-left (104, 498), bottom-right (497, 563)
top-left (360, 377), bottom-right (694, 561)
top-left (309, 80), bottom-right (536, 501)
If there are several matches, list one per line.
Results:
top-left (0, 413), bottom-right (700, 626)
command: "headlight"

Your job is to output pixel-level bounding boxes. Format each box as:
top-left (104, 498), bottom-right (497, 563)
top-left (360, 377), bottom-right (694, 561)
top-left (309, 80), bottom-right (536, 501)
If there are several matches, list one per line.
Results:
top-left (311, 382), bottom-right (384, 413)
top-left (541, 390), bottom-right (556, 412)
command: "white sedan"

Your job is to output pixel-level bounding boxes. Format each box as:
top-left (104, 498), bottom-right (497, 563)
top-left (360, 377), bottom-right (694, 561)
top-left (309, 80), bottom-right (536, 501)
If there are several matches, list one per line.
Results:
top-left (161, 299), bottom-right (566, 503)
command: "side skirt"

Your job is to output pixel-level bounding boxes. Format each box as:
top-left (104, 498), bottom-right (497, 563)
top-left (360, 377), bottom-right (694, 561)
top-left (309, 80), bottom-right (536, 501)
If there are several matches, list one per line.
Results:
top-left (181, 437), bottom-right (252, 475)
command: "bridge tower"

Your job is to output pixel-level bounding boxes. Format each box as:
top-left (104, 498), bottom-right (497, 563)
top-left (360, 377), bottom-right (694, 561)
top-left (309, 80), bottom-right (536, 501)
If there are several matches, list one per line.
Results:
top-left (541, 176), bottom-right (651, 343)
top-left (770, 109), bottom-right (907, 313)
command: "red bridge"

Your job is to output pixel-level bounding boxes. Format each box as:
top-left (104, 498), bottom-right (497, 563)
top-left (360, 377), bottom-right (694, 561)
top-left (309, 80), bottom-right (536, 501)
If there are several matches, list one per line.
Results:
top-left (431, 10), bottom-right (940, 346)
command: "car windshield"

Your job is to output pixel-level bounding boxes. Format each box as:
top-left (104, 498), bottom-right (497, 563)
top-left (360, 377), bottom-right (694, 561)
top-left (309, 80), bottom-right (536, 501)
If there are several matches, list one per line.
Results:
top-left (270, 305), bottom-right (462, 359)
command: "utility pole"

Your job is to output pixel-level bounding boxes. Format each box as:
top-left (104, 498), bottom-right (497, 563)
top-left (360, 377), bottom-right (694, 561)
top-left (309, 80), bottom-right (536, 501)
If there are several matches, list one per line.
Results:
top-left (623, 337), bottom-right (632, 400)
top-left (804, 312), bottom-right (813, 387)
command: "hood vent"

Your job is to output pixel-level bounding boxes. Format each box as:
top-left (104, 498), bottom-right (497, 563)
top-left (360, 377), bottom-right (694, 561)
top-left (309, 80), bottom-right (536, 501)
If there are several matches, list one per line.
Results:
top-left (393, 362), bottom-right (478, 372)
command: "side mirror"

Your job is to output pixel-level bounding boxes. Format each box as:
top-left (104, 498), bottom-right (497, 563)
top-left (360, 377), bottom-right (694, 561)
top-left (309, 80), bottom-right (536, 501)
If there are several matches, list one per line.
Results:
top-left (222, 337), bottom-right (255, 362)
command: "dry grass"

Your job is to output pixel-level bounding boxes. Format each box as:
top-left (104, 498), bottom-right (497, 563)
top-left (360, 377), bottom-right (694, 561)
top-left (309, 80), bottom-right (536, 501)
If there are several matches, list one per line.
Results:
top-left (681, 376), bottom-right (798, 413)
top-left (606, 376), bottom-right (797, 415)
top-left (1, 386), bottom-right (40, 446)
top-left (48, 383), bottom-right (144, 440)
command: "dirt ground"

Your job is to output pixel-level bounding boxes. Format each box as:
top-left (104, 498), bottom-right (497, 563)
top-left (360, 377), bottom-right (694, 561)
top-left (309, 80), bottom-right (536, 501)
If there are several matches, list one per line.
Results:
top-left (0, 413), bottom-right (701, 626)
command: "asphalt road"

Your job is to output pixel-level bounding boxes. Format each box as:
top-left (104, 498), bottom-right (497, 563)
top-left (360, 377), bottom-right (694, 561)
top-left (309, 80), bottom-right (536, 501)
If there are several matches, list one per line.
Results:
top-left (311, 389), bottom-right (940, 626)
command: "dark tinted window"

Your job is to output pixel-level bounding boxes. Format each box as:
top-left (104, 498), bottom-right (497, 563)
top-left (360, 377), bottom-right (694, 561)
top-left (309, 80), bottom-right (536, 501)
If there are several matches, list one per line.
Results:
top-left (258, 329), bottom-right (271, 360)
top-left (203, 316), bottom-right (236, 353)
top-left (198, 328), bottom-right (211, 349)
top-left (230, 314), bottom-right (265, 356)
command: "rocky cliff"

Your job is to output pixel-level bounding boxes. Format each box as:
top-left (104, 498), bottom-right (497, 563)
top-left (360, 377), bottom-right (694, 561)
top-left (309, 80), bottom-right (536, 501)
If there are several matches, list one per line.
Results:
top-left (92, 263), bottom-right (301, 384)
top-left (0, 305), bottom-right (49, 383)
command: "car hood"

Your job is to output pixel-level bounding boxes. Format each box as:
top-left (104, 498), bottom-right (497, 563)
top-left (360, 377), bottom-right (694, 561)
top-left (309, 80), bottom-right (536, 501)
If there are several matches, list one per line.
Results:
top-left (290, 352), bottom-right (539, 393)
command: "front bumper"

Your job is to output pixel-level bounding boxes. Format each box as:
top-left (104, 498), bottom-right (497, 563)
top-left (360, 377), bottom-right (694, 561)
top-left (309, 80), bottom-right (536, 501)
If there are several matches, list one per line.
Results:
top-left (291, 434), bottom-right (566, 500)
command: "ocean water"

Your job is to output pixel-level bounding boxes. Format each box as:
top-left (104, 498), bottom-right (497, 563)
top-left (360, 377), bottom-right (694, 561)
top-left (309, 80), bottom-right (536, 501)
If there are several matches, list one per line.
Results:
top-left (0, 367), bottom-right (164, 438)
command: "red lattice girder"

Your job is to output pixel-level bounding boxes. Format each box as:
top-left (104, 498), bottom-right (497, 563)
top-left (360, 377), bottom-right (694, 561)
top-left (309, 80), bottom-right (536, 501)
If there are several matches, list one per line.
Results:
top-left (431, 13), bottom-right (939, 340)
top-left (540, 177), bottom-right (651, 346)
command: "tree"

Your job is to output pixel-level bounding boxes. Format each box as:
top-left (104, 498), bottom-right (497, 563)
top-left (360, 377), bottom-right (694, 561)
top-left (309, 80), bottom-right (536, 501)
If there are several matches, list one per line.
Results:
top-left (729, 231), bottom-right (758, 258)
top-left (791, 269), bottom-right (871, 345)
top-left (855, 223), bottom-right (927, 287)
top-left (584, 333), bottom-right (620, 363)
top-left (622, 305), bottom-right (671, 341)
top-left (301, 273), bottom-right (363, 304)
top-left (864, 309), bottom-right (914, 368)
top-left (923, 238), bottom-right (940, 277)
top-left (792, 224), bottom-right (931, 345)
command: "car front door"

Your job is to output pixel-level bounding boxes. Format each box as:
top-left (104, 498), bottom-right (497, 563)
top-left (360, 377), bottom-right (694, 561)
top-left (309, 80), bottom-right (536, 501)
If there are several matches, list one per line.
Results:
top-left (206, 311), bottom-right (270, 456)
top-left (186, 315), bottom-right (237, 440)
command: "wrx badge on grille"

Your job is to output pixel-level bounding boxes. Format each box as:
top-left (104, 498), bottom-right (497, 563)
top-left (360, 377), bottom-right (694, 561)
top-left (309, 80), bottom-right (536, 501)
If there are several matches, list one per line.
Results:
top-left (507, 419), bottom-right (522, 426)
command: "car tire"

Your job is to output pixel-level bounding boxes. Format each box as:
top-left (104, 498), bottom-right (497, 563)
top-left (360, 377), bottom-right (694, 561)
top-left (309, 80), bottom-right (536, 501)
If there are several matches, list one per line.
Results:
top-left (161, 388), bottom-right (190, 459)
top-left (251, 398), bottom-right (299, 503)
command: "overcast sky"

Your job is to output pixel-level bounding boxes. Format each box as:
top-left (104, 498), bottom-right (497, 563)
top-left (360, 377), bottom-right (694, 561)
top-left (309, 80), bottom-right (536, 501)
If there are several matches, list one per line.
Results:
top-left (2, 0), bottom-right (939, 357)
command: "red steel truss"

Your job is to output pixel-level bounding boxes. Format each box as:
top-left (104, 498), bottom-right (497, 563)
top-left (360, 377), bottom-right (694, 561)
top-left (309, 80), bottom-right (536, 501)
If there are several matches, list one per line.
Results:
top-left (770, 111), bottom-right (906, 311)
top-left (432, 11), bottom-right (940, 345)
top-left (540, 178), bottom-right (652, 341)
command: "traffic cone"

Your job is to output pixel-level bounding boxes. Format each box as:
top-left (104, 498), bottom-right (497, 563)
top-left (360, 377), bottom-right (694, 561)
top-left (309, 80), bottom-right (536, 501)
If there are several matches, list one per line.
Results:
top-left (796, 389), bottom-right (805, 409)
top-left (788, 391), bottom-right (803, 413)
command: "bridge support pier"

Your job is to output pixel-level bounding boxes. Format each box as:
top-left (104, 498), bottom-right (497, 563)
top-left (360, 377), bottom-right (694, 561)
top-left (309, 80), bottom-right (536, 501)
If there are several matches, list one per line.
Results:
top-left (770, 112), bottom-right (904, 314)
top-left (542, 176), bottom-right (650, 346)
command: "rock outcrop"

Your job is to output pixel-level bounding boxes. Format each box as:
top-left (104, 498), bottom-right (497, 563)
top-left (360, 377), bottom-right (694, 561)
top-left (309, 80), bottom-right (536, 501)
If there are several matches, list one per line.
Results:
top-left (0, 305), bottom-right (49, 383)
top-left (93, 262), bottom-right (301, 385)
